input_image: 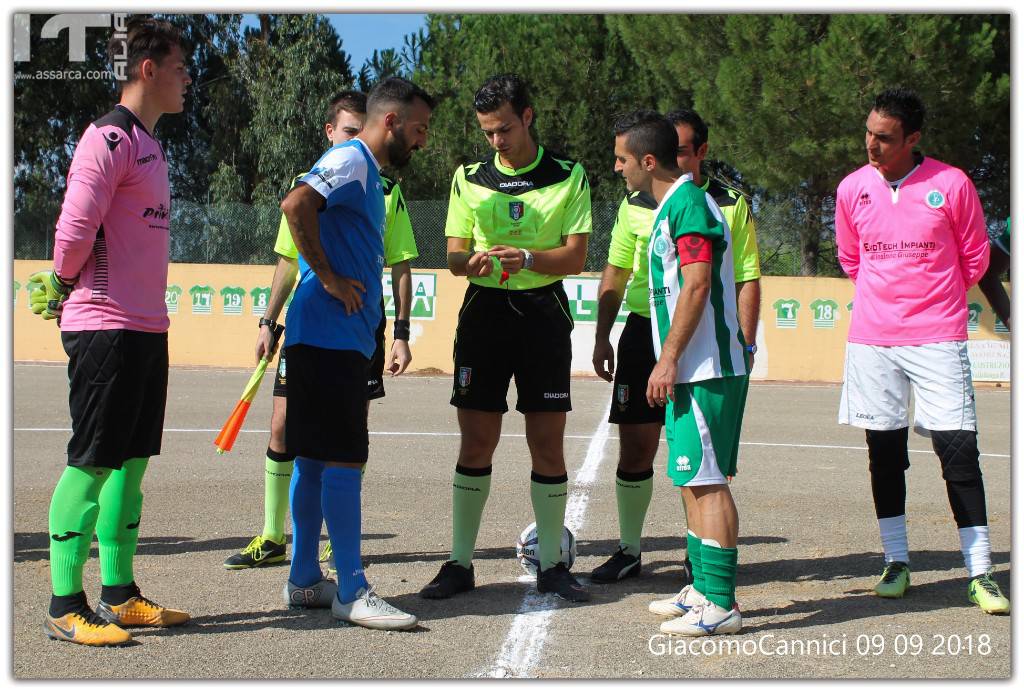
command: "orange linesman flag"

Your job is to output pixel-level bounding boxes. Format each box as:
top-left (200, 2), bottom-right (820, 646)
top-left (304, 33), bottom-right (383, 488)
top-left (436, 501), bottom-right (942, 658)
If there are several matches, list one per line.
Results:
top-left (214, 357), bottom-right (270, 454)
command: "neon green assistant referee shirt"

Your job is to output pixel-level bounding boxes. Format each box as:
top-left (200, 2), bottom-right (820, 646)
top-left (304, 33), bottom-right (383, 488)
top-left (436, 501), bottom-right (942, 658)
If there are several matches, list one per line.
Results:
top-left (444, 146), bottom-right (592, 290)
top-left (607, 178), bottom-right (760, 318)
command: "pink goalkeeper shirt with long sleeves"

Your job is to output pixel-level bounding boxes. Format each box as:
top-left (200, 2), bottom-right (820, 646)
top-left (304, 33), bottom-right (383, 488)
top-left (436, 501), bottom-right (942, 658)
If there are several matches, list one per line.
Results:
top-left (835, 156), bottom-right (990, 346)
top-left (53, 104), bottom-right (171, 333)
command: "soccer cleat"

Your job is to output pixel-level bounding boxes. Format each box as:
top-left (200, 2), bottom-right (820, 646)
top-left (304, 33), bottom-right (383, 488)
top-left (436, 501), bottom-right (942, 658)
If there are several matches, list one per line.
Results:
top-left (660, 601), bottom-right (742, 636)
top-left (224, 535), bottom-right (286, 569)
top-left (332, 587), bottom-right (418, 630)
top-left (968, 570), bottom-right (1010, 614)
top-left (873, 561), bottom-right (911, 598)
top-left (284, 577), bottom-right (338, 609)
top-left (420, 560), bottom-right (475, 599)
top-left (649, 584), bottom-right (708, 618)
top-left (45, 608), bottom-right (132, 647)
top-left (97, 590), bottom-right (190, 627)
top-left (320, 543), bottom-right (338, 575)
top-left (590, 547), bottom-right (641, 583)
top-left (537, 562), bottom-right (591, 602)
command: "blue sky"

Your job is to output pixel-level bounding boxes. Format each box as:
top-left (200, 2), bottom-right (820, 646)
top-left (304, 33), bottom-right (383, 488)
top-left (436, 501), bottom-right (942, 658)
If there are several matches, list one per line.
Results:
top-left (243, 14), bottom-right (428, 71)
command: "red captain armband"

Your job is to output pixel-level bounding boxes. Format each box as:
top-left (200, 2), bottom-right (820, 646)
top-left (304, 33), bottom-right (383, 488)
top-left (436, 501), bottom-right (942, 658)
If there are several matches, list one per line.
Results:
top-left (676, 234), bottom-right (712, 265)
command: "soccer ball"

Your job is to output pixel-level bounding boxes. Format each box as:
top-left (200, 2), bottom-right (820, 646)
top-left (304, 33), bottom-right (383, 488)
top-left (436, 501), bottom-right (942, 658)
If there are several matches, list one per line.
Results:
top-left (515, 522), bottom-right (576, 576)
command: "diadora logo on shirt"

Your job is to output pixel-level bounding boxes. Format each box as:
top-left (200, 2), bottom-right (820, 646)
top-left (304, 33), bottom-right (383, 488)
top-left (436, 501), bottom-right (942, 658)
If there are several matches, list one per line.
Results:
top-left (136, 153), bottom-right (157, 166)
top-left (858, 192), bottom-right (872, 206)
top-left (499, 179), bottom-right (533, 190)
top-left (543, 392), bottom-right (569, 399)
top-left (925, 190), bottom-right (945, 209)
top-left (143, 204), bottom-right (169, 220)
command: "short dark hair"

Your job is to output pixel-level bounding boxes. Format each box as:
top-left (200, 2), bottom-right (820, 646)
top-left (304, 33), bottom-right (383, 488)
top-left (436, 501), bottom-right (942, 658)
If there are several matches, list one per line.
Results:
top-left (873, 87), bottom-right (926, 135)
top-left (473, 73), bottom-right (531, 117)
top-left (665, 109), bottom-right (709, 152)
top-left (326, 90), bottom-right (366, 126)
top-left (613, 110), bottom-right (677, 169)
top-left (367, 77), bottom-right (435, 119)
top-left (108, 15), bottom-right (186, 84)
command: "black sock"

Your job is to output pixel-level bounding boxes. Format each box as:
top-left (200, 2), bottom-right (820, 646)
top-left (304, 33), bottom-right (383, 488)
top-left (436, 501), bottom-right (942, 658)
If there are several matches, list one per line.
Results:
top-left (100, 581), bottom-right (140, 606)
top-left (49, 591), bottom-right (88, 618)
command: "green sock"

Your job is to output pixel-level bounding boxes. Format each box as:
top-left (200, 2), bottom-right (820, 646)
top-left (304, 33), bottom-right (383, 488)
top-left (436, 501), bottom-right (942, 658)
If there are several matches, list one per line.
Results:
top-left (701, 538), bottom-right (738, 610)
top-left (615, 468), bottom-right (653, 557)
top-left (687, 530), bottom-right (705, 596)
top-left (262, 450), bottom-right (294, 542)
top-left (530, 472), bottom-right (569, 571)
top-left (450, 466), bottom-right (491, 568)
top-left (49, 465), bottom-right (112, 596)
top-left (96, 457), bottom-right (149, 588)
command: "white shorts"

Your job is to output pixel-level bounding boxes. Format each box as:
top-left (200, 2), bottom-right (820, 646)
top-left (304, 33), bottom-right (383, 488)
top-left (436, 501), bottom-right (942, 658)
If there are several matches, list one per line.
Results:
top-left (838, 341), bottom-right (977, 435)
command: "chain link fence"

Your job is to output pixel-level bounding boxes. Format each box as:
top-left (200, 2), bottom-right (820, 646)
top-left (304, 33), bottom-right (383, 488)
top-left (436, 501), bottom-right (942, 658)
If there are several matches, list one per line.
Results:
top-left (12, 197), bottom-right (849, 278)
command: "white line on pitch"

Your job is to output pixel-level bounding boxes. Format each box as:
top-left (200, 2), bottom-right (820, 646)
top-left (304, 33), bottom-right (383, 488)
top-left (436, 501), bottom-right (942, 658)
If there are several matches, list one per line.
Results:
top-left (484, 406), bottom-right (612, 679)
top-left (11, 427), bottom-right (1011, 459)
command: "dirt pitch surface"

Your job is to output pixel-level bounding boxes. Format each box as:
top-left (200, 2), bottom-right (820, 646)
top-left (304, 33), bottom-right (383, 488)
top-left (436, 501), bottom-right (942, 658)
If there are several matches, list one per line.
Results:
top-left (11, 364), bottom-right (1011, 679)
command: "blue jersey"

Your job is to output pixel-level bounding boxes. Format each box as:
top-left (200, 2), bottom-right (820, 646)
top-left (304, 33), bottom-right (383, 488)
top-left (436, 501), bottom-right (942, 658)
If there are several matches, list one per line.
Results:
top-left (284, 139), bottom-right (385, 357)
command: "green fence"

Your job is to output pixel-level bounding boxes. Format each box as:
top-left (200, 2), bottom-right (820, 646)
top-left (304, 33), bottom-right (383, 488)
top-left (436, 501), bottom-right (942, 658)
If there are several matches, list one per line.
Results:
top-left (15, 197), bottom-right (845, 277)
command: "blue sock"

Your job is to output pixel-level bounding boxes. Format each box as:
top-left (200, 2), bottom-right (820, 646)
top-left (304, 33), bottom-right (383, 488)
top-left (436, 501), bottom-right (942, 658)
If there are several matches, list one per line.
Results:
top-left (288, 457), bottom-right (325, 588)
top-left (322, 466), bottom-right (368, 603)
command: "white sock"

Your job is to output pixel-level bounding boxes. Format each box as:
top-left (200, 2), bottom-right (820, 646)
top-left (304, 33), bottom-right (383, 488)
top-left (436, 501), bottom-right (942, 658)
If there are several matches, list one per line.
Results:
top-left (878, 515), bottom-right (909, 564)
top-left (958, 526), bottom-right (991, 577)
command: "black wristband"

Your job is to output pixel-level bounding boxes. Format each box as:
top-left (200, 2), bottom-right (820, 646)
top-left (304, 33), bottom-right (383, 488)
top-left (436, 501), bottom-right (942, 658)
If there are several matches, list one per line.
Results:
top-left (258, 317), bottom-right (279, 330)
top-left (393, 319), bottom-right (410, 341)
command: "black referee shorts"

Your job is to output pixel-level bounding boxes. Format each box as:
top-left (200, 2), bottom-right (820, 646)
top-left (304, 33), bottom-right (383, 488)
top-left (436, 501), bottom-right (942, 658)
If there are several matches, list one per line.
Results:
top-left (61, 329), bottom-right (168, 469)
top-left (608, 312), bottom-right (664, 426)
top-left (367, 313), bottom-right (387, 401)
top-left (451, 281), bottom-right (573, 414)
top-left (284, 344), bottom-right (369, 463)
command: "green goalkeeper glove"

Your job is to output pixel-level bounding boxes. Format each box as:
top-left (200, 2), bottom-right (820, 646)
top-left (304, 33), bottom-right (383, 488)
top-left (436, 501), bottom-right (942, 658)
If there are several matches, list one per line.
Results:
top-left (28, 270), bottom-right (74, 321)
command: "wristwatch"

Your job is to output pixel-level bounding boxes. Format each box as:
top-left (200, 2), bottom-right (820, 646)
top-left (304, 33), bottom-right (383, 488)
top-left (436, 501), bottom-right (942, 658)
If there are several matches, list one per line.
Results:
top-left (521, 249), bottom-right (534, 271)
top-left (258, 317), bottom-right (279, 330)
top-left (745, 343), bottom-right (757, 355)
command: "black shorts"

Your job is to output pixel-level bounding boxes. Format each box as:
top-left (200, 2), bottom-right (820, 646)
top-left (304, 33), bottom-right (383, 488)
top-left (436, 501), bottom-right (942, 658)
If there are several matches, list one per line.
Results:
top-left (284, 344), bottom-right (369, 463)
top-left (451, 282), bottom-right (573, 414)
top-left (609, 312), bottom-right (664, 426)
top-left (367, 314), bottom-right (386, 400)
top-left (274, 315), bottom-right (386, 400)
top-left (62, 330), bottom-right (168, 469)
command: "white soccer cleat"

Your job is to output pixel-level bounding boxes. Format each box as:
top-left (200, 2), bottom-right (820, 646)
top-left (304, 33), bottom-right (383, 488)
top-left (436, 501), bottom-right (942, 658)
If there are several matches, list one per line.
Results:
top-left (332, 587), bottom-right (418, 631)
top-left (660, 601), bottom-right (742, 637)
top-left (648, 584), bottom-right (708, 618)
top-left (283, 577), bottom-right (338, 609)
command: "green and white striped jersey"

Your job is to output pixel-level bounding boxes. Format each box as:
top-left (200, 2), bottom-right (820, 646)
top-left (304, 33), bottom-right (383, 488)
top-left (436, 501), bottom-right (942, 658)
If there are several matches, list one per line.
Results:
top-left (648, 173), bottom-right (747, 383)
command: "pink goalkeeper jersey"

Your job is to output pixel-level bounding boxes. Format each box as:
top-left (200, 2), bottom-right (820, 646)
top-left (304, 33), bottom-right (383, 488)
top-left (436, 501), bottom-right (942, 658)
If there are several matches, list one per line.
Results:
top-left (835, 156), bottom-right (989, 346)
top-left (53, 105), bottom-right (171, 333)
